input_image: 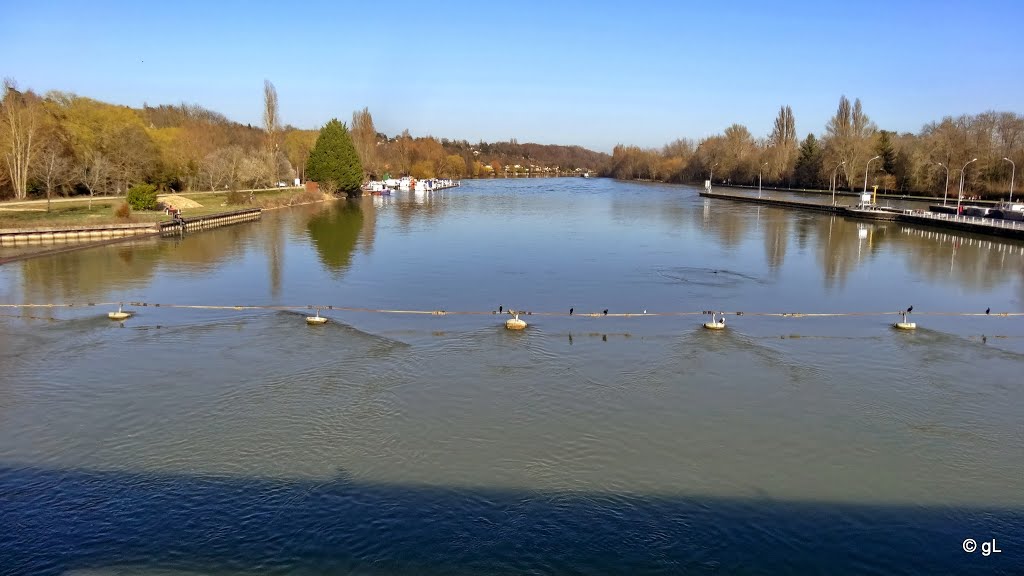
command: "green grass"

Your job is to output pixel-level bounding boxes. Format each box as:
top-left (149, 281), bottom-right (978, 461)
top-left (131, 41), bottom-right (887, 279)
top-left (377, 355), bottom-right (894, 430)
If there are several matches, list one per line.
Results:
top-left (0, 188), bottom-right (319, 229)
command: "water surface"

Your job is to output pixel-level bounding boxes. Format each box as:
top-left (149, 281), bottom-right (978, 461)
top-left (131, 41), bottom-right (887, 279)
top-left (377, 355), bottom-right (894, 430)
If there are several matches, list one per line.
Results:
top-left (1, 179), bottom-right (1022, 575)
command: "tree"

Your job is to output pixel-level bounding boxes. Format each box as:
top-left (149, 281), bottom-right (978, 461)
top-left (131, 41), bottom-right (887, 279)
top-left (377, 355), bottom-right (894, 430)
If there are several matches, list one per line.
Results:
top-left (263, 80), bottom-right (280, 186)
top-left (793, 134), bottom-right (824, 189)
top-left (283, 129), bottom-right (317, 182)
top-left (80, 151), bottom-right (111, 209)
top-left (305, 119), bottom-right (363, 196)
top-left (37, 144), bottom-right (72, 212)
top-left (768, 105), bottom-right (797, 184)
top-left (876, 130), bottom-right (896, 174)
top-left (351, 107), bottom-right (379, 179)
top-left (438, 154), bottom-right (466, 178)
top-left (1, 79), bottom-right (42, 200)
top-left (824, 96), bottom-right (875, 190)
top-left (410, 159), bottom-right (434, 179)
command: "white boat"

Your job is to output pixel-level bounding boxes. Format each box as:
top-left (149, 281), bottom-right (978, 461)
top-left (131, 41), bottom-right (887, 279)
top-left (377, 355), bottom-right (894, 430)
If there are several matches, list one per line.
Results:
top-left (988, 201), bottom-right (1024, 221)
top-left (843, 203), bottom-right (901, 221)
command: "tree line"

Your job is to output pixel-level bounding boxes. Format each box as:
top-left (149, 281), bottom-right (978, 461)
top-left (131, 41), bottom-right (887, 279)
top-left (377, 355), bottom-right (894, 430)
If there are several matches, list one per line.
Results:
top-left (605, 96), bottom-right (1022, 199)
top-left (0, 79), bottom-right (609, 201)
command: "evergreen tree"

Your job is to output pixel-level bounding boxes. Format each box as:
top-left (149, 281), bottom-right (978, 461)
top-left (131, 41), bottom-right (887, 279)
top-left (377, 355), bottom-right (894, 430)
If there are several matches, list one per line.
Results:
top-left (306, 118), bottom-right (363, 196)
top-left (876, 130), bottom-right (896, 174)
top-left (793, 134), bottom-right (824, 188)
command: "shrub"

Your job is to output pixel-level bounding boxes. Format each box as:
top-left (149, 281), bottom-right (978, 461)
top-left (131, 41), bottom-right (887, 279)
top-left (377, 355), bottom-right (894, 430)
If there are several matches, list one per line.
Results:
top-left (225, 190), bottom-right (249, 205)
top-left (114, 202), bottom-right (132, 220)
top-left (126, 184), bottom-right (159, 210)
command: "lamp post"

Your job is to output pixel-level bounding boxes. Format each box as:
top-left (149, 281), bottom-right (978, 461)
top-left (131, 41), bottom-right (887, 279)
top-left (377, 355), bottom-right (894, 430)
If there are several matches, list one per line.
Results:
top-left (1004, 157), bottom-right (1016, 202)
top-left (831, 160), bottom-right (846, 205)
top-left (936, 162), bottom-right (950, 206)
top-left (758, 161), bottom-right (768, 198)
top-left (957, 157), bottom-right (978, 213)
top-left (709, 162), bottom-right (718, 191)
top-left (862, 155), bottom-right (880, 200)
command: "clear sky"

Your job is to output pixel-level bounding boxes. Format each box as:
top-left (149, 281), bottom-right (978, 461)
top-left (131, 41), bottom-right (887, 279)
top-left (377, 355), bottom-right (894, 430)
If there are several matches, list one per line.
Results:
top-left (3, 0), bottom-right (1022, 152)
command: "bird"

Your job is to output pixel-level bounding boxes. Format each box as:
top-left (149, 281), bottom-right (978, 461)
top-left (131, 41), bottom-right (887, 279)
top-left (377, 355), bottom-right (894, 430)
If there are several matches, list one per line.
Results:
top-left (603, 309), bottom-right (609, 316)
top-left (986, 307), bottom-right (991, 315)
top-left (643, 309), bottom-right (647, 314)
top-left (569, 307), bottom-right (574, 315)
top-left (907, 305), bottom-right (913, 313)
top-left (498, 305), bottom-right (503, 314)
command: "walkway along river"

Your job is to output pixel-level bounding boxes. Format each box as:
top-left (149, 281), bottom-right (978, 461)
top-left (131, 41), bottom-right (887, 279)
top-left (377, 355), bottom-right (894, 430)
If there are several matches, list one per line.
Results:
top-left (700, 190), bottom-right (1024, 239)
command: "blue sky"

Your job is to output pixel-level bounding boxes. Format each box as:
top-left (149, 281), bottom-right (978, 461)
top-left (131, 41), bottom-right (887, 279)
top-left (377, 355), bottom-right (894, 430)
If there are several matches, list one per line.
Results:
top-left (2, 0), bottom-right (1022, 152)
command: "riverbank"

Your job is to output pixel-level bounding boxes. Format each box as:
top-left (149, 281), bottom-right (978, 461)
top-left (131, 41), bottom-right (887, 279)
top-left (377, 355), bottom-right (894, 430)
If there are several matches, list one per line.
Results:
top-left (710, 183), bottom-right (999, 205)
top-left (0, 189), bottom-right (337, 265)
top-left (700, 190), bottom-right (1024, 239)
top-left (0, 187), bottom-right (312, 228)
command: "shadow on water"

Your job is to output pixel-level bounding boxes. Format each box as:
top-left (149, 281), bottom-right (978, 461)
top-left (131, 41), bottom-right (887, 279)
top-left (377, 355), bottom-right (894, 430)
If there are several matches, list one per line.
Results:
top-left (1, 465), bottom-right (1021, 576)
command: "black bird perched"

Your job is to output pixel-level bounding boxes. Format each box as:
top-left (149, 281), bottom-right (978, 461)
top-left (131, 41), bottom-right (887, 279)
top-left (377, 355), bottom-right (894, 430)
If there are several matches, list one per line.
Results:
top-left (986, 307), bottom-right (991, 315)
top-left (603, 309), bottom-right (609, 316)
top-left (569, 307), bottom-right (574, 316)
top-left (907, 305), bottom-right (913, 313)
top-left (499, 305), bottom-right (503, 314)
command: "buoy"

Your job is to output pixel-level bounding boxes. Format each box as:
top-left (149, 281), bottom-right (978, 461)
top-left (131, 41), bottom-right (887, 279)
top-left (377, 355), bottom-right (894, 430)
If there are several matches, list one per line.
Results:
top-left (505, 312), bottom-right (527, 331)
top-left (703, 311), bottom-right (726, 330)
top-left (107, 304), bottom-right (132, 321)
top-left (306, 308), bottom-right (328, 325)
top-left (893, 312), bottom-right (916, 330)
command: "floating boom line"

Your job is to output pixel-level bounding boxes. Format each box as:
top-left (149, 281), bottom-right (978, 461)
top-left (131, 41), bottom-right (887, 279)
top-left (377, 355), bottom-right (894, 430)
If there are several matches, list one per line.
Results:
top-left (0, 302), bottom-right (1020, 318)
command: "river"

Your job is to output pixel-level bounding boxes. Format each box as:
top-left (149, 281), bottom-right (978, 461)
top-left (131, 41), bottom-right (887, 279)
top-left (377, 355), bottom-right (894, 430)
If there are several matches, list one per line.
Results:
top-left (1, 178), bottom-right (1022, 575)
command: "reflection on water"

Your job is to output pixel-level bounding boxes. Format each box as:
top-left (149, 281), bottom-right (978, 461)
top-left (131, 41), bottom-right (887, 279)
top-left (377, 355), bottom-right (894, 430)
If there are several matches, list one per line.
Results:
top-left (306, 200), bottom-right (367, 274)
top-left (1, 179), bottom-right (1023, 575)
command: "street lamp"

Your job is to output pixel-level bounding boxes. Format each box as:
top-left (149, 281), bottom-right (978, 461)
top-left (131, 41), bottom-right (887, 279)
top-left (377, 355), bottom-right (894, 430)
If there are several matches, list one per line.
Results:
top-left (831, 160), bottom-right (845, 205)
top-left (862, 155), bottom-right (880, 199)
top-left (758, 161), bottom-right (769, 198)
top-left (936, 162), bottom-right (950, 206)
top-left (956, 158), bottom-right (978, 213)
top-left (1004, 157), bottom-right (1016, 202)
top-left (709, 162), bottom-right (718, 191)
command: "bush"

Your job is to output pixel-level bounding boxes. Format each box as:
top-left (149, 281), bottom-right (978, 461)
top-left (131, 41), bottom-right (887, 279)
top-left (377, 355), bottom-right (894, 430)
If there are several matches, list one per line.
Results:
top-left (114, 202), bottom-right (132, 220)
top-left (225, 190), bottom-right (249, 205)
top-left (126, 184), bottom-right (159, 210)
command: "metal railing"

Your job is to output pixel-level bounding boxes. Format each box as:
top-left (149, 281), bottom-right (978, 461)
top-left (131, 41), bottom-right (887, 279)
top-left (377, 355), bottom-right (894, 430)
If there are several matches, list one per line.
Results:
top-left (905, 210), bottom-right (1024, 230)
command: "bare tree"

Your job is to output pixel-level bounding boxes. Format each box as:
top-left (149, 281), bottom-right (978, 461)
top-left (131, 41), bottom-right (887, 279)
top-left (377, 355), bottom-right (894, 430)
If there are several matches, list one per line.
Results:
top-left (1, 79), bottom-right (42, 200)
top-left (37, 145), bottom-right (72, 212)
top-left (263, 80), bottom-right (279, 186)
top-left (351, 107), bottom-right (379, 178)
top-left (81, 151), bottom-right (111, 209)
top-left (768, 105), bottom-right (797, 184)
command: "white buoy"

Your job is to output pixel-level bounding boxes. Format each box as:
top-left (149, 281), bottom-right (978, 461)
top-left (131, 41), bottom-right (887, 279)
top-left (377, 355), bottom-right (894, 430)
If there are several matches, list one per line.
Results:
top-left (505, 312), bottom-right (527, 331)
top-left (306, 309), bottom-right (328, 325)
top-left (703, 312), bottom-right (726, 330)
top-left (893, 312), bottom-right (916, 330)
top-left (108, 304), bottom-right (132, 321)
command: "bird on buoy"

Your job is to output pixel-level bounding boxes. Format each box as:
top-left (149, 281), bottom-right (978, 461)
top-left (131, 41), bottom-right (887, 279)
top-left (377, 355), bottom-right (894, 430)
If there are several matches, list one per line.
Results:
top-left (986, 307), bottom-right (990, 315)
top-left (907, 305), bottom-right (913, 313)
top-left (499, 305), bottom-right (503, 314)
top-left (603, 309), bottom-right (608, 316)
top-left (569, 307), bottom-right (574, 316)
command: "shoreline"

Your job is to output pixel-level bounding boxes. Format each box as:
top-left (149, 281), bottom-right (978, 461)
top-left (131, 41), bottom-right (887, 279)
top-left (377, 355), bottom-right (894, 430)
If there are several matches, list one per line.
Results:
top-left (0, 194), bottom-right (340, 266)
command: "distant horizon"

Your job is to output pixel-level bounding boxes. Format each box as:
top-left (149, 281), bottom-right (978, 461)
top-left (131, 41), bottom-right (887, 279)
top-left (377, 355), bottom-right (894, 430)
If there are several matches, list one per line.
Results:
top-left (4, 0), bottom-right (1022, 153)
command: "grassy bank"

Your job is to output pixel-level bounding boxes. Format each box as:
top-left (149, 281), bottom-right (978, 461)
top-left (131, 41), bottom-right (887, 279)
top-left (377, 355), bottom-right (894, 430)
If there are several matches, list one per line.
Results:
top-left (0, 188), bottom-right (327, 229)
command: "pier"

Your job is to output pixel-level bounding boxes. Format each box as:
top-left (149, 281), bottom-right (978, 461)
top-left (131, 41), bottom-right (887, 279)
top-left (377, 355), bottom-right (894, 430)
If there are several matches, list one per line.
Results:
top-left (159, 208), bottom-right (262, 236)
top-left (700, 191), bottom-right (1024, 240)
top-left (0, 222), bottom-right (158, 247)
